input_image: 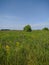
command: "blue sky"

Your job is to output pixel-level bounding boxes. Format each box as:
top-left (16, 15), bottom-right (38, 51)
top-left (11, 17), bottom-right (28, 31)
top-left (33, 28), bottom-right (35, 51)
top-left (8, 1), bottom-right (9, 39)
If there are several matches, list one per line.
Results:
top-left (0, 0), bottom-right (49, 30)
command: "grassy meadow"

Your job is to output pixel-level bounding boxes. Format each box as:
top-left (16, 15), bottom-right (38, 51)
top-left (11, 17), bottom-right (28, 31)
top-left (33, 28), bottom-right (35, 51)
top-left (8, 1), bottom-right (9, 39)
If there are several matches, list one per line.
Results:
top-left (0, 30), bottom-right (49, 65)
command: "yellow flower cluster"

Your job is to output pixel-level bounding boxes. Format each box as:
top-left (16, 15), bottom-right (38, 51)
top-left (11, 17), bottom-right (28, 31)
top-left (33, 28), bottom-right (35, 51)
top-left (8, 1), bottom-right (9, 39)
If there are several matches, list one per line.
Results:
top-left (0, 43), bottom-right (1, 49)
top-left (6, 45), bottom-right (10, 52)
top-left (16, 42), bottom-right (20, 47)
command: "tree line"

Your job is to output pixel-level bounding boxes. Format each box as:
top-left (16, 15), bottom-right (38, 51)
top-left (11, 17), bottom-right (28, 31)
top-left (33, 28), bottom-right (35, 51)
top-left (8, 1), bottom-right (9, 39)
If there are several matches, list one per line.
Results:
top-left (0, 25), bottom-right (49, 31)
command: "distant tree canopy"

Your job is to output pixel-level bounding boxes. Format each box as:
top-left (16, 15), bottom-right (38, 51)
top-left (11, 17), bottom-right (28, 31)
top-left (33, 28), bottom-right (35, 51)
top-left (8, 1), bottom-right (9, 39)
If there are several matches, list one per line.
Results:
top-left (23, 25), bottom-right (32, 32)
top-left (1, 29), bottom-right (10, 31)
top-left (42, 27), bottom-right (49, 30)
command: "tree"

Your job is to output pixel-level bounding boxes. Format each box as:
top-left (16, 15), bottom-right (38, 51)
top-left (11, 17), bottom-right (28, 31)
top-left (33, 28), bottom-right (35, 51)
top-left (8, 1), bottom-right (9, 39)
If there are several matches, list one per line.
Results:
top-left (23, 25), bottom-right (32, 32)
top-left (42, 27), bottom-right (49, 30)
top-left (1, 29), bottom-right (10, 31)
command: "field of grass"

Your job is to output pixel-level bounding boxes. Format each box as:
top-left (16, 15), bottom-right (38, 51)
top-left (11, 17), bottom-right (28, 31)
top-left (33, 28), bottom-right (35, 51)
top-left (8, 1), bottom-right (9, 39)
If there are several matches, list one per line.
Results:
top-left (0, 30), bottom-right (49, 65)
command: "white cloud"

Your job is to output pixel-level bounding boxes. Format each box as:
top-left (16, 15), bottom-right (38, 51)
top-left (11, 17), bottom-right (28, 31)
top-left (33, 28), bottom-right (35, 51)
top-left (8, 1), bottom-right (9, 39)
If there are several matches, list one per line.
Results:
top-left (0, 15), bottom-right (49, 30)
top-left (32, 23), bottom-right (49, 27)
top-left (0, 15), bottom-right (24, 19)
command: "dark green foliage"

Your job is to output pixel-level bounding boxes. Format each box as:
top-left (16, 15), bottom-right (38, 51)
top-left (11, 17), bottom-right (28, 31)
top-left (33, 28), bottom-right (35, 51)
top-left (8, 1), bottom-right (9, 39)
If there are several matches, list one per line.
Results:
top-left (1, 29), bottom-right (10, 31)
top-left (23, 25), bottom-right (32, 32)
top-left (42, 27), bottom-right (49, 30)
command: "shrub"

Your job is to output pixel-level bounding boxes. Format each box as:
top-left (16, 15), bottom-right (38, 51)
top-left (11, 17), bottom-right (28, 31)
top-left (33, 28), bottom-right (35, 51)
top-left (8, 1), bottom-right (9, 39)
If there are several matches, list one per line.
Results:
top-left (42, 27), bottom-right (49, 30)
top-left (23, 25), bottom-right (32, 32)
top-left (1, 29), bottom-right (10, 31)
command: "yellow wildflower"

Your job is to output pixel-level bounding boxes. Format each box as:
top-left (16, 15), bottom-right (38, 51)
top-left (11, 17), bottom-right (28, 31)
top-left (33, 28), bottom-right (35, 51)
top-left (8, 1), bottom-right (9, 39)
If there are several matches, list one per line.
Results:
top-left (6, 45), bottom-right (10, 52)
top-left (16, 42), bottom-right (20, 47)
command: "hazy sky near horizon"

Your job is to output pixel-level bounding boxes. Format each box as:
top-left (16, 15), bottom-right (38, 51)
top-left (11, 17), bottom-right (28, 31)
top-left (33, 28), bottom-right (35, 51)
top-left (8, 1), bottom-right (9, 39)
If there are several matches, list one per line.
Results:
top-left (0, 0), bottom-right (49, 30)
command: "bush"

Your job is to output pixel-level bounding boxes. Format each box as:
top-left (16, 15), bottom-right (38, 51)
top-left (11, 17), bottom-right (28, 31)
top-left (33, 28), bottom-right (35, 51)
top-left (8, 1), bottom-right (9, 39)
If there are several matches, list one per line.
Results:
top-left (42, 27), bottom-right (49, 30)
top-left (1, 29), bottom-right (10, 31)
top-left (23, 25), bottom-right (32, 32)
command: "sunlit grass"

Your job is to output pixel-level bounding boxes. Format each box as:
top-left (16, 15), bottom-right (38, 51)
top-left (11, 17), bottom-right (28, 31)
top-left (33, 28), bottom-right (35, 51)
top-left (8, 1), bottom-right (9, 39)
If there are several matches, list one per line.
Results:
top-left (0, 30), bottom-right (49, 65)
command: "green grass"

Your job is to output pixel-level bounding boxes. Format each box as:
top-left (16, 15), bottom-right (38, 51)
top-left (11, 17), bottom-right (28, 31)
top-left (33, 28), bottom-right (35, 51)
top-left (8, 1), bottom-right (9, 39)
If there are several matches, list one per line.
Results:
top-left (0, 30), bottom-right (49, 65)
